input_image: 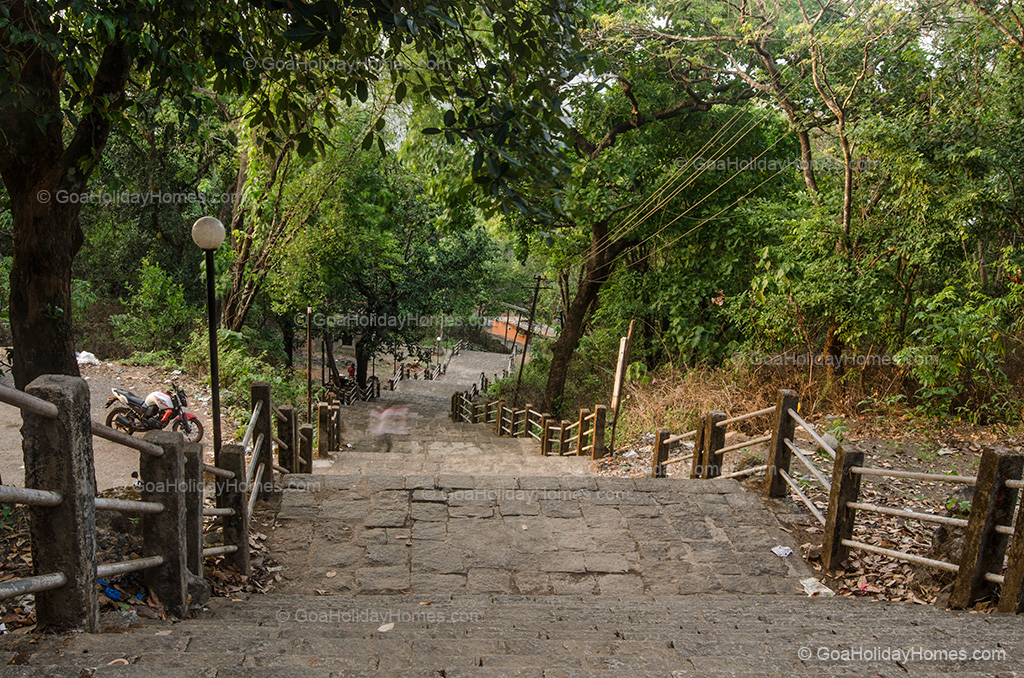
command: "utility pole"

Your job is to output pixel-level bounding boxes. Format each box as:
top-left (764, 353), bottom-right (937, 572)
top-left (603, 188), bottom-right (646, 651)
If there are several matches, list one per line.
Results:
top-left (305, 307), bottom-right (312, 422)
top-left (608, 319), bottom-right (634, 455)
top-left (515, 274), bottom-right (543, 404)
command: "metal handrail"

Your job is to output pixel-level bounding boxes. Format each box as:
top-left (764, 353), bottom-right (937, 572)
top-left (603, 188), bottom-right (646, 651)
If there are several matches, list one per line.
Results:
top-left (662, 453), bottom-right (694, 467)
top-left (0, 383), bottom-right (59, 418)
top-left (779, 468), bottom-right (825, 525)
top-left (1005, 479), bottom-right (1023, 490)
top-left (248, 463), bottom-right (265, 516)
top-left (564, 419), bottom-right (581, 431)
top-left (97, 555), bottom-right (165, 578)
top-left (203, 545), bottom-right (239, 558)
top-left (203, 463), bottom-right (235, 479)
top-left (91, 420), bottom-right (163, 457)
top-left (718, 464), bottom-right (768, 480)
top-left (0, 484), bottom-right (62, 507)
top-left (203, 507), bottom-right (235, 517)
top-left (851, 467), bottom-right (977, 485)
top-left (244, 433), bottom-right (265, 489)
top-left (240, 400), bottom-right (263, 449)
top-left (786, 408), bottom-right (837, 459)
top-left (716, 406), bottom-right (775, 428)
top-left (0, 572), bottom-right (67, 601)
top-left (784, 439), bottom-right (831, 491)
top-left (665, 430), bottom-right (697, 445)
top-left (840, 539), bottom-right (959, 573)
top-left (715, 434), bottom-right (772, 456)
top-left (846, 501), bottom-right (969, 528)
top-left (94, 497), bottom-right (164, 514)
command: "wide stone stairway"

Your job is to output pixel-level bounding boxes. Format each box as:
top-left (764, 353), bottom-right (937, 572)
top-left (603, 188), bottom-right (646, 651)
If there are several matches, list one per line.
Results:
top-left (3, 351), bottom-right (1023, 677)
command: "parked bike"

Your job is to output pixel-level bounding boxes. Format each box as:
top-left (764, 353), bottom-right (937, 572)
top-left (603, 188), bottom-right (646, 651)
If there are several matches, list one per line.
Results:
top-left (104, 383), bottom-right (204, 443)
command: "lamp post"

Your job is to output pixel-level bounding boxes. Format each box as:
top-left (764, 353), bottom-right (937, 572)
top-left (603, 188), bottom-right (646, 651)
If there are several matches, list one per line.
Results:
top-left (191, 216), bottom-right (225, 465)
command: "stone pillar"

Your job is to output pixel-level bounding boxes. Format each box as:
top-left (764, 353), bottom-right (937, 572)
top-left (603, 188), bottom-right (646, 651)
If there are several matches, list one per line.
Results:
top-left (299, 424), bottom-right (314, 474)
top-left (250, 382), bottom-right (275, 500)
top-left (141, 431), bottom-right (188, 618)
top-left (652, 428), bottom-right (670, 478)
top-left (317, 402), bottom-right (330, 458)
top-left (183, 442), bottom-right (203, 579)
top-left (217, 444), bottom-right (250, 576)
top-left (23, 375), bottom-right (99, 632)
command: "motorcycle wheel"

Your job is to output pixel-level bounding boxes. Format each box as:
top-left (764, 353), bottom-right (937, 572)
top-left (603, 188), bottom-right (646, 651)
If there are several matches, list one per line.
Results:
top-left (104, 406), bottom-right (137, 435)
top-left (173, 417), bottom-right (204, 444)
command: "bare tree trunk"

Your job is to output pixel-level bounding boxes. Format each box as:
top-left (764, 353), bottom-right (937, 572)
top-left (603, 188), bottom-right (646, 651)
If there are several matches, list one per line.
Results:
top-left (541, 221), bottom-right (631, 413)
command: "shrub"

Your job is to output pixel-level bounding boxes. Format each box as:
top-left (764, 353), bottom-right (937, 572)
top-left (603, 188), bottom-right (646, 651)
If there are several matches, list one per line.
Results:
top-left (110, 259), bottom-right (198, 352)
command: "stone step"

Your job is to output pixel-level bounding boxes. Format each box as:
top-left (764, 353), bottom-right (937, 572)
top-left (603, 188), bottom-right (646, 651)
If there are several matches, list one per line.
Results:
top-left (5, 594), bottom-right (1022, 677)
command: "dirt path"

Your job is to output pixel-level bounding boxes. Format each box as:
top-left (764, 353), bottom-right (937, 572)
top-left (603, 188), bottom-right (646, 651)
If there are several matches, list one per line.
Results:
top-left (0, 362), bottom-right (218, 491)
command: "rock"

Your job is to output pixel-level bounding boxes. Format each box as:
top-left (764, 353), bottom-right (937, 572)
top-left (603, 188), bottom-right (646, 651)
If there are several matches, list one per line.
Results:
top-left (187, 572), bottom-right (212, 607)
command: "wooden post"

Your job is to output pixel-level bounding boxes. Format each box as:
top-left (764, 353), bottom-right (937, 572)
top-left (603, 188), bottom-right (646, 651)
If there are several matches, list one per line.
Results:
top-left (217, 445), bottom-right (250, 576)
top-left (251, 382), bottom-right (275, 500)
top-left (299, 425), bottom-right (314, 474)
top-left (317, 402), bottom-right (330, 458)
top-left (950, 447), bottom-right (1023, 609)
top-left (822, 446), bottom-right (864, 570)
top-left (762, 390), bottom-right (800, 498)
top-left (23, 376), bottom-right (98, 632)
top-left (690, 422), bottom-right (705, 480)
top-left (183, 442), bottom-right (203, 580)
top-left (330, 403), bottom-right (342, 451)
top-left (702, 411), bottom-right (726, 479)
top-left (495, 400), bottom-right (505, 436)
top-left (592, 405), bottom-right (608, 459)
top-left (559, 420), bottom-right (570, 455)
top-left (524, 403), bottom-right (534, 438)
top-left (141, 431), bottom-right (188, 618)
top-left (576, 408), bottom-right (591, 456)
top-left (450, 393), bottom-right (458, 422)
top-left (652, 428), bottom-right (670, 478)
top-left (278, 406), bottom-right (298, 473)
top-left (539, 414), bottom-right (551, 455)
top-left (999, 480), bottom-right (1024, 613)
top-left (469, 401), bottom-right (478, 424)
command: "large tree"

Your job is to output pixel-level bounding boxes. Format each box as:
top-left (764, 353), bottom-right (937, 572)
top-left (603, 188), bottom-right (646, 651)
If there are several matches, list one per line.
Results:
top-left (0, 0), bottom-right (586, 388)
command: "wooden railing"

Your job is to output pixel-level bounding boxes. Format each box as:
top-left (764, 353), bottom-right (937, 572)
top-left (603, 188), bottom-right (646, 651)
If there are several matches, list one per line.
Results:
top-left (0, 376), bottom-right (307, 632)
top-left (450, 391), bottom-right (610, 460)
top-left (645, 386), bottom-right (1024, 613)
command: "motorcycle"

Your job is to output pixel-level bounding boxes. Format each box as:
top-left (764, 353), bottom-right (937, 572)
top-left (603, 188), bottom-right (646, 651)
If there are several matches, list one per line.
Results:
top-left (104, 383), bottom-right (204, 444)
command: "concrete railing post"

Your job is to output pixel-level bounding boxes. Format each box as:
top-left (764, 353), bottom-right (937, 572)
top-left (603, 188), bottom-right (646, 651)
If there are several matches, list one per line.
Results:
top-left (592, 405), bottom-right (608, 459)
top-left (299, 424), bottom-right (314, 474)
top-left (950, 447), bottom-right (1023, 609)
top-left (330, 403), bottom-right (342, 451)
top-left (652, 428), bottom-right (670, 478)
top-left (278, 405), bottom-right (297, 473)
top-left (317, 402), bottom-right (330, 458)
top-left (763, 390), bottom-right (800, 497)
top-left (23, 375), bottom-right (99, 632)
top-left (559, 420), bottom-right (570, 455)
top-left (822, 446), bottom-right (864, 570)
top-left (183, 442), bottom-right (203, 580)
top-left (217, 444), bottom-right (250, 576)
top-left (251, 382), bottom-right (275, 500)
top-left (999, 484), bottom-right (1024, 613)
top-left (141, 431), bottom-right (188, 617)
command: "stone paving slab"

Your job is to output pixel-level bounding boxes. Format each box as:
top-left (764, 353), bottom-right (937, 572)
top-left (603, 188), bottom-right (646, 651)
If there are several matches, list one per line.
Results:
top-left (269, 476), bottom-right (808, 596)
top-left (5, 594), bottom-right (1023, 677)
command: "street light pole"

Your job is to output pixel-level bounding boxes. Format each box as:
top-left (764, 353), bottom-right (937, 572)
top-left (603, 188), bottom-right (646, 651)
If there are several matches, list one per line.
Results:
top-left (191, 217), bottom-right (225, 466)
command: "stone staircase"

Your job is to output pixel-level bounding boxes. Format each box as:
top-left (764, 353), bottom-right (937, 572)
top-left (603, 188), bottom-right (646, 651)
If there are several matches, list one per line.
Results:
top-left (3, 351), bottom-right (1023, 677)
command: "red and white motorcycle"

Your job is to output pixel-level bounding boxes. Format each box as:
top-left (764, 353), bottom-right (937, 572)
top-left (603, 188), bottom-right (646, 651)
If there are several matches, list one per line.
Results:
top-left (104, 383), bottom-right (204, 443)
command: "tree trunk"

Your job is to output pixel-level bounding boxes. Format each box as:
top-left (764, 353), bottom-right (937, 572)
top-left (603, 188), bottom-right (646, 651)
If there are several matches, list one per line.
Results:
top-left (0, 7), bottom-right (132, 387)
top-left (279, 312), bottom-right (295, 370)
top-left (8, 194), bottom-right (83, 389)
top-left (540, 221), bottom-right (630, 414)
top-left (355, 340), bottom-right (371, 389)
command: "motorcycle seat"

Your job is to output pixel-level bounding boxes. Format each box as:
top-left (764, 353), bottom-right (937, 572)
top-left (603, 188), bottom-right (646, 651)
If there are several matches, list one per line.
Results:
top-left (113, 388), bottom-right (146, 408)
